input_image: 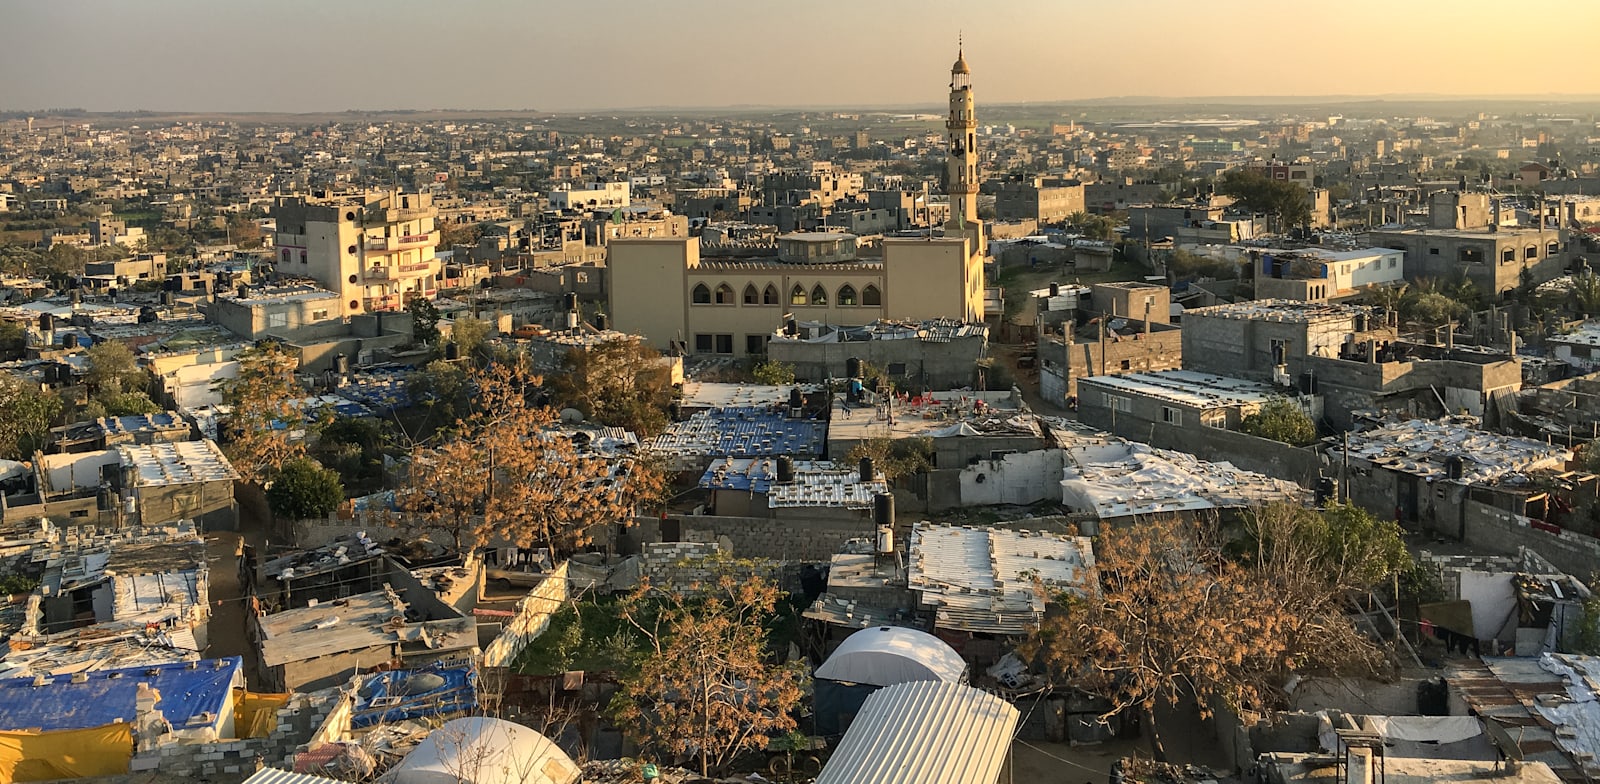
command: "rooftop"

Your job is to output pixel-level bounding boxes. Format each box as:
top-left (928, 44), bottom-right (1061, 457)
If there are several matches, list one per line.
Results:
top-left (1059, 432), bottom-right (1308, 518)
top-left (255, 586), bottom-right (475, 668)
top-left (1337, 417), bottom-right (1571, 486)
top-left (119, 439), bottom-right (241, 486)
top-left (1267, 753), bottom-right (1563, 784)
top-left (770, 318), bottom-right (987, 345)
top-left (0, 656), bottom-right (243, 733)
top-left (649, 408), bottom-right (826, 466)
top-left (828, 391), bottom-right (1032, 442)
top-left (1548, 321), bottom-right (1600, 348)
top-left (1077, 370), bottom-right (1281, 410)
top-left (1183, 298), bottom-right (1366, 324)
top-left (220, 284), bottom-right (338, 306)
top-left (679, 381), bottom-right (824, 410)
top-left (908, 523), bottom-right (1094, 635)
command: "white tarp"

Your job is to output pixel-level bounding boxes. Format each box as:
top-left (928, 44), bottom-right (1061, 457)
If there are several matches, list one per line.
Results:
top-left (385, 717), bottom-right (579, 784)
top-left (1364, 716), bottom-right (1485, 744)
top-left (815, 626), bottom-right (966, 686)
top-left (817, 681), bottom-right (1019, 784)
top-left (1535, 653), bottom-right (1600, 769)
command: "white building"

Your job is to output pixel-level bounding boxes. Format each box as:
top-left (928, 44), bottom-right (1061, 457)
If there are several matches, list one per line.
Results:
top-left (549, 181), bottom-right (630, 211)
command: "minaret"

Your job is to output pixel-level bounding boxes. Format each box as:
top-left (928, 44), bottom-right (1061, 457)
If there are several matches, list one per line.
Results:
top-left (945, 43), bottom-right (983, 255)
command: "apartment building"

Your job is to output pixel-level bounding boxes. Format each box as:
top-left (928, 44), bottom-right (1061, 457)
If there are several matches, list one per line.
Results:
top-left (271, 191), bottom-right (441, 315)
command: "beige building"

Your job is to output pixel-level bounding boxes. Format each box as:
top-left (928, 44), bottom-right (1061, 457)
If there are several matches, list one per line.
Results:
top-left (609, 232), bottom-right (983, 357)
top-left (271, 191), bottom-right (441, 316)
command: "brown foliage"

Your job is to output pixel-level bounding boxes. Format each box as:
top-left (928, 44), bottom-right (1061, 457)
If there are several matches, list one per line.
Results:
top-left (217, 342), bottom-right (307, 486)
top-left (612, 559), bottom-right (806, 776)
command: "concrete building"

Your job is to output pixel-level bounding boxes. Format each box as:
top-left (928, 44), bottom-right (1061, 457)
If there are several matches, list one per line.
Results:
top-left (988, 175), bottom-right (1085, 224)
top-left (1180, 300), bottom-right (1384, 388)
top-left (271, 191), bottom-right (441, 316)
top-left (1037, 319), bottom-right (1184, 404)
top-left (1366, 191), bottom-right (1569, 295)
top-left (208, 283), bottom-right (340, 341)
top-left (1076, 369), bottom-right (1316, 432)
top-left (1091, 280), bottom-right (1170, 324)
top-left (87, 216), bottom-right (145, 248)
top-left (1057, 432), bottom-right (1307, 526)
top-left (766, 318), bottom-right (989, 390)
top-left (84, 253), bottom-right (168, 288)
top-left (1252, 247), bottom-right (1406, 302)
top-left (549, 181), bottom-right (630, 211)
top-left (1128, 202), bottom-right (1228, 243)
top-left (609, 232), bottom-right (984, 358)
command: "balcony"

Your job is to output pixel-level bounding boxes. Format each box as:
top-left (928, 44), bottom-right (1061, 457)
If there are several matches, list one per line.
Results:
top-left (364, 294), bottom-right (404, 312)
top-left (363, 265), bottom-right (394, 281)
top-left (363, 230), bottom-right (439, 254)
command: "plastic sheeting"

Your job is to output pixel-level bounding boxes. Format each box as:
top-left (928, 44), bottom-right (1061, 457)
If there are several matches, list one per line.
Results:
top-left (815, 626), bottom-right (966, 686)
top-left (817, 681), bottom-right (1019, 784)
top-left (387, 717), bottom-right (579, 784)
top-left (351, 665), bottom-right (478, 729)
top-left (235, 689), bottom-right (292, 739)
top-left (0, 656), bottom-right (243, 732)
top-left (0, 723), bottom-right (134, 782)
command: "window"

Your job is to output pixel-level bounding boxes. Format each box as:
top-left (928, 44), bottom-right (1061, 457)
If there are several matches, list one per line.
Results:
top-left (1526, 246), bottom-right (1538, 261)
top-left (887, 362), bottom-right (907, 376)
top-left (838, 284), bottom-right (857, 306)
top-left (311, 309), bottom-right (328, 320)
top-left (715, 334), bottom-right (734, 354)
top-left (791, 284), bottom-right (807, 306)
top-left (299, 250), bottom-right (307, 263)
top-left (1459, 248), bottom-right (1482, 263)
top-left (1103, 393), bottom-right (1131, 412)
top-left (1428, 248), bottom-right (1439, 256)
top-left (267, 312), bottom-right (288, 328)
top-left (811, 284), bottom-right (828, 306)
top-left (694, 333), bottom-right (713, 353)
top-left (763, 284), bottom-right (779, 305)
top-left (692, 283), bottom-right (711, 304)
top-left (1389, 257), bottom-right (1398, 267)
top-left (714, 283), bottom-right (735, 304)
top-left (861, 284), bottom-right (882, 306)
top-left (743, 284), bottom-right (760, 305)
top-left (1502, 248), bottom-right (1516, 263)
top-left (281, 249), bottom-right (290, 263)
top-left (1162, 406), bottom-right (1183, 425)
top-left (746, 335), bottom-right (766, 355)
top-left (1549, 241), bottom-right (1561, 256)
top-left (1202, 411), bottom-right (1227, 428)
top-left (1120, 359), bottom-right (1132, 370)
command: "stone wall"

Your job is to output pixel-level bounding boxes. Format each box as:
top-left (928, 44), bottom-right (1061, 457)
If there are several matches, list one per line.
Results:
top-left (129, 688), bottom-right (346, 777)
top-left (481, 561), bottom-right (571, 668)
top-left (1446, 499), bottom-right (1600, 579)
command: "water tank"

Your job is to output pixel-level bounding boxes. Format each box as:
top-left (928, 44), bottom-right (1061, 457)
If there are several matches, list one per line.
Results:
top-left (237, 284), bottom-right (248, 299)
top-left (788, 387), bottom-right (803, 410)
top-left (444, 342), bottom-right (460, 361)
top-left (873, 492), bottom-right (895, 526)
top-left (1315, 476), bottom-right (1337, 506)
top-left (107, 287), bottom-right (117, 300)
top-left (1353, 313), bottom-right (1367, 332)
top-left (593, 312), bottom-right (609, 331)
top-left (562, 292), bottom-right (579, 312)
top-left (138, 306), bottom-right (157, 324)
top-left (62, 333), bottom-right (79, 349)
top-left (846, 357), bottom-right (862, 379)
top-left (859, 456), bottom-right (874, 481)
top-left (1444, 455), bottom-right (1465, 481)
top-left (334, 353), bottom-right (350, 375)
top-left (38, 313), bottom-right (53, 332)
top-left (1298, 371), bottom-right (1317, 395)
top-left (876, 525), bottom-right (894, 555)
top-left (1048, 282), bottom-right (1060, 297)
top-left (776, 456), bottom-right (795, 483)
top-left (784, 316), bottom-right (797, 336)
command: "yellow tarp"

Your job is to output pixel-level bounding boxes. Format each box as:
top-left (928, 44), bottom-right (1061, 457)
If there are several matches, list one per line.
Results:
top-left (235, 688), bottom-right (291, 739)
top-left (0, 723), bottom-right (133, 781)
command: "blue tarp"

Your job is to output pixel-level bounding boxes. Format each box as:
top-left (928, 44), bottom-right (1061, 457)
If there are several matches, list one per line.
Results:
top-left (0, 656), bottom-right (243, 732)
top-left (349, 664), bottom-right (478, 729)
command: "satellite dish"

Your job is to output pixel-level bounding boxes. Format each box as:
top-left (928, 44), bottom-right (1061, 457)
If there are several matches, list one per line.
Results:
top-left (560, 408), bottom-right (585, 423)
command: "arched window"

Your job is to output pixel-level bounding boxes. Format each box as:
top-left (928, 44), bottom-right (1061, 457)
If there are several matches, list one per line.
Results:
top-left (861, 284), bottom-right (882, 306)
top-left (1526, 246), bottom-right (1538, 261)
top-left (692, 283), bottom-right (711, 304)
top-left (281, 249), bottom-right (291, 263)
top-left (790, 284), bottom-right (807, 306)
top-left (811, 284), bottom-right (828, 306)
top-left (714, 283), bottom-right (735, 304)
top-left (743, 284), bottom-right (760, 305)
top-left (838, 284), bottom-right (857, 306)
top-left (763, 284), bottom-right (779, 305)
top-left (1502, 248), bottom-right (1516, 263)
top-left (1549, 241), bottom-right (1561, 256)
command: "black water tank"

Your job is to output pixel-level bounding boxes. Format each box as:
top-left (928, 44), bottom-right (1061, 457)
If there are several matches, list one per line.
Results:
top-left (784, 316), bottom-right (797, 336)
top-left (1048, 282), bottom-right (1060, 297)
top-left (139, 306), bottom-right (157, 324)
top-left (1445, 455), bottom-right (1465, 481)
top-left (38, 313), bottom-right (52, 332)
top-left (859, 456), bottom-right (874, 481)
top-left (594, 312), bottom-right (609, 331)
top-left (788, 387), bottom-right (803, 409)
top-left (1299, 371), bottom-right (1316, 395)
top-left (873, 492), bottom-right (895, 526)
top-left (107, 288), bottom-right (116, 300)
top-left (335, 354), bottom-right (350, 375)
top-left (237, 284), bottom-right (248, 299)
top-left (62, 333), bottom-right (79, 349)
top-left (445, 342), bottom-right (460, 361)
top-left (777, 455), bottom-right (795, 483)
top-left (1315, 476), bottom-right (1337, 506)
top-left (562, 292), bottom-right (579, 311)
top-left (846, 357), bottom-right (862, 379)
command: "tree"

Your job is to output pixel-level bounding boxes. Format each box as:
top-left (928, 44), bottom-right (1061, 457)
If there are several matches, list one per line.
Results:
top-left (266, 457), bottom-right (345, 520)
top-left (408, 296), bottom-right (442, 346)
top-left (94, 391), bottom-right (162, 417)
top-left (0, 320), bottom-right (25, 362)
top-left (613, 557), bottom-right (806, 776)
top-left (1218, 170), bottom-right (1311, 229)
top-left (752, 360), bottom-right (795, 385)
top-left (226, 214), bottom-right (263, 249)
top-left (1065, 211), bottom-right (1117, 240)
top-left (843, 437), bottom-right (933, 482)
top-left (450, 314), bottom-right (491, 361)
top-left (1239, 398), bottom-right (1318, 446)
top-left (397, 436), bottom-right (491, 552)
top-left (216, 341), bottom-right (306, 486)
top-left (0, 378), bottom-right (62, 460)
top-left (1570, 272), bottom-right (1600, 316)
top-left (549, 339), bottom-right (675, 437)
top-left (85, 340), bottom-right (145, 397)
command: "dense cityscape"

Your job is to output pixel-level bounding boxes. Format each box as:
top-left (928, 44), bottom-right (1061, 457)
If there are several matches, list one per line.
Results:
top-left (3, 5), bottom-right (1600, 784)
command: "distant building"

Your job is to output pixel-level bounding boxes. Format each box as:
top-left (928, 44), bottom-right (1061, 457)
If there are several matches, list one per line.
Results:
top-left (766, 318), bottom-right (989, 390)
top-left (988, 175), bottom-right (1085, 224)
top-left (549, 181), bottom-right (630, 211)
top-left (271, 191), bottom-right (441, 316)
top-left (1251, 247), bottom-right (1406, 302)
top-left (1366, 191), bottom-right (1568, 295)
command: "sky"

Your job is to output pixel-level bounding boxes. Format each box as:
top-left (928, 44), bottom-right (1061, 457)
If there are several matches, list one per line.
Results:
top-left (3, 0), bottom-right (1599, 113)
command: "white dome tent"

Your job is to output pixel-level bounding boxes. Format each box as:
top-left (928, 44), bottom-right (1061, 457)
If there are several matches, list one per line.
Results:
top-left (814, 626), bottom-right (966, 735)
top-left (382, 717), bottom-right (579, 784)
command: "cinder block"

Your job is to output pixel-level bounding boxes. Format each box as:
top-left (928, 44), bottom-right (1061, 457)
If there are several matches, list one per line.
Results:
top-left (225, 765), bottom-right (241, 774)
top-left (131, 756), bottom-right (162, 771)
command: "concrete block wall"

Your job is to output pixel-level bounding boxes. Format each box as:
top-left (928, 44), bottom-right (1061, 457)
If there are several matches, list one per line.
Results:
top-left (131, 688), bottom-right (343, 777)
top-left (640, 542), bottom-right (780, 594)
top-left (1446, 500), bottom-right (1600, 579)
top-left (481, 561), bottom-right (570, 668)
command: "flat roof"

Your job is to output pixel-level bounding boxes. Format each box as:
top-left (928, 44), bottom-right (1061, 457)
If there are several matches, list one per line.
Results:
top-left (1059, 433), bottom-right (1308, 518)
top-left (256, 587), bottom-right (474, 667)
top-left (0, 657), bottom-right (242, 732)
top-left (1338, 418), bottom-right (1570, 485)
top-left (1077, 370), bottom-right (1280, 410)
top-left (828, 391), bottom-right (1031, 442)
top-left (1183, 298), bottom-right (1365, 323)
top-left (119, 439), bottom-right (241, 486)
top-left (909, 523), bottom-right (1093, 635)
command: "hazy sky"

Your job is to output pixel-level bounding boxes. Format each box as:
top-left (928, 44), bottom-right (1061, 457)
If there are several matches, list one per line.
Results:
top-left (4, 0), bottom-right (1598, 112)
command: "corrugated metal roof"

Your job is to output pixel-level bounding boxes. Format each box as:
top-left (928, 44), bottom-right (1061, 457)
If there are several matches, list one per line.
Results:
top-left (242, 768), bottom-right (347, 784)
top-left (816, 681), bottom-right (1019, 784)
